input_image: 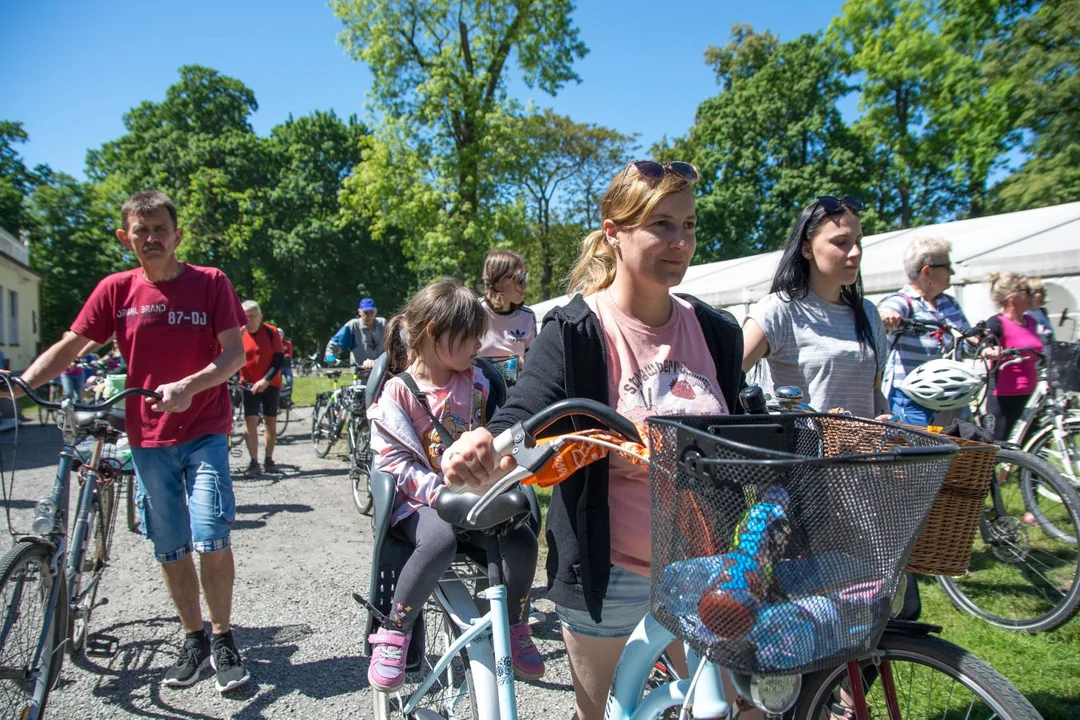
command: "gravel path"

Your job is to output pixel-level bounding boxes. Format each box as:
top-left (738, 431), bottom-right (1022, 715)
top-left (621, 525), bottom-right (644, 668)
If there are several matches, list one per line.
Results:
top-left (2, 407), bottom-right (577, 719)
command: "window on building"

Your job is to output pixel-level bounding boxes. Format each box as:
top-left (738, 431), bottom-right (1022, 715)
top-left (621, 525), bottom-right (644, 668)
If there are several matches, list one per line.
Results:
top-left (8, 291), bottom-right (17, 345)
top-left (0, 286), bottom-right (5, 346)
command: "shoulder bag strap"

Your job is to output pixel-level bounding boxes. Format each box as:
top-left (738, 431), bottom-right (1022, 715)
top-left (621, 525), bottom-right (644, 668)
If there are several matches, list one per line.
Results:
top-left (397, 372), bottom-right (456, 447)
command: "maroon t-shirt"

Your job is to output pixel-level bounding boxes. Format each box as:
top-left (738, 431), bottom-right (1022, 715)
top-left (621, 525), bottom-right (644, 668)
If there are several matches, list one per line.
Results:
top-left (70, 264), bottom-right (246, 448)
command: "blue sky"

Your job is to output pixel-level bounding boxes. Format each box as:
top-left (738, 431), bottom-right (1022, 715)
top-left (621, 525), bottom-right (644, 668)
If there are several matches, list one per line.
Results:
top-left (1, 0), bottom-right (849, 180)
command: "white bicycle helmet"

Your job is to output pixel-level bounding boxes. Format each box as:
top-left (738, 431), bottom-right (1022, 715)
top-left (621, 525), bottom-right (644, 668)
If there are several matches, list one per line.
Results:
top-left (899, 358), bottom-right (985, 411)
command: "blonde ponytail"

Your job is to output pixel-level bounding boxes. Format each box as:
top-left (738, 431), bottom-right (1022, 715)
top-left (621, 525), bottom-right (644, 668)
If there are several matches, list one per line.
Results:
top-left (567, 230), bottom-right (617, 295)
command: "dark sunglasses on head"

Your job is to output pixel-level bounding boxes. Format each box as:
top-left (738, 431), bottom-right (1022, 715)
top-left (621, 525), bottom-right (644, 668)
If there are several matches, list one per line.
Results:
top-left (627, 160), bottom-right (700, 184)
top-left (813, 195), bottom-right (865, 215)
top-left (511, 271), bottom-right (528, 286)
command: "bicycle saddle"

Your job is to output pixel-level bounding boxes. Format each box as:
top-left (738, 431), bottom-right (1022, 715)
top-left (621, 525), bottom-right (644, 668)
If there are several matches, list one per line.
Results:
top-left (325, 370), bottom-right (343, 380)
top-left (434, 487), bottom-right (532, 532)
top-left (74, 410), bottom-right (125, 435)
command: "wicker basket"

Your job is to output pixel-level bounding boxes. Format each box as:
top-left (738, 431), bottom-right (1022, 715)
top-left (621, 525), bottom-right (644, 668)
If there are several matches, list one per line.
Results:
top-left (906, 436), bottom-right (998, 576)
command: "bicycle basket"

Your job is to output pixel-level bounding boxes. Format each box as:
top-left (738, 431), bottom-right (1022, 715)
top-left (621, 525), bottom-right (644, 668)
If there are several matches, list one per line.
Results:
top-left (1047, 341), bottom-right (1080, 392)
top-left (346, 385), bottom-right (367, 415)
top-left (648, 413), bottom-right (956, 676)
top-left (906, 435), bottom-right (997, 576)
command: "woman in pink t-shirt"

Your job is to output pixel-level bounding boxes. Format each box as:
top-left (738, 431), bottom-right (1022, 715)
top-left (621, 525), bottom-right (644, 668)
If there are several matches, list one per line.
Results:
top-left (985, 272), bottom-right (1044, 441)
top-left (441, 161), bottom-right (746, 720)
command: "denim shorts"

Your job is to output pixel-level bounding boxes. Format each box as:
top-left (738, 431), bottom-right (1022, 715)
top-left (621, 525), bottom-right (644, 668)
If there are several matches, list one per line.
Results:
top-left (887, 386), bottom-right (935, 427)
top-left (130, 434), bottom-right (236, 563)
top-left (556, 565), bottom-right (650, 638)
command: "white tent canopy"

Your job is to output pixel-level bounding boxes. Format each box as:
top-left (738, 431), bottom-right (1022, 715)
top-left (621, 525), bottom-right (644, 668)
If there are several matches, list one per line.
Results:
top-left (529, 202), bottom-right (1080, 341)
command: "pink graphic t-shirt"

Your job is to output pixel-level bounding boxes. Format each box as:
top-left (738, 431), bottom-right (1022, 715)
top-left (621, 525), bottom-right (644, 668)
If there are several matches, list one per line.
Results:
top-left (378, 366), bottom-right (488, 522)
top-left (586, 291), bottom-right (729, 575)
top-left (994, 314), bottom-right (1043, 396)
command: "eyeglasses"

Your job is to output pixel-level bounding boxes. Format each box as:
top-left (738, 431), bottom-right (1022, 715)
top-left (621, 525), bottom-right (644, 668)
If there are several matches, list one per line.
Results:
top-left (511, 271), bottom-right (528, 287)
top-left (626, 160), bottom-right (700, 184)
top-left (813, 195), bottom-right (865, 215)
top-left (926, 263), bottom-right (953, 272)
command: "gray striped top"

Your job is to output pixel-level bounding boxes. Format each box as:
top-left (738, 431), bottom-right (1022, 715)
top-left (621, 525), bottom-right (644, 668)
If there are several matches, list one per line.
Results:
top-left (748, 291), bottom-right (888, 419)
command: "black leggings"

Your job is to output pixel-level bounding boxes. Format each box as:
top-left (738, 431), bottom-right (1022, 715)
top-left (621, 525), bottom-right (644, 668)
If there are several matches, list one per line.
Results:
top-left (988, 392), bottom-right (1031, 442)
top-left (388, 504), bottom-right (537, 633)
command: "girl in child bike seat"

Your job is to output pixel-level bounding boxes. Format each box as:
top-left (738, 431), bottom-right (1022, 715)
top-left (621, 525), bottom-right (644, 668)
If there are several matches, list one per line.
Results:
top-left (365, 278), bottom-right (543, 691)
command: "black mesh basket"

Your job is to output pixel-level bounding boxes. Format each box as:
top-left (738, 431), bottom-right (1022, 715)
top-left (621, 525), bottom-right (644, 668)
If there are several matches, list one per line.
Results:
top-left (346, 384), bottom-right (367, 416)
top-left (1047, 342), bottom-right (1080, 392)
top-left (648, 413), bottom-right (957, 676)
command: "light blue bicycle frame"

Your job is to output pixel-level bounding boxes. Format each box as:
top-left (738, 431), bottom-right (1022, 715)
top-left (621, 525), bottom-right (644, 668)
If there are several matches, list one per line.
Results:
top-left (400, 566), bottom-right (519, 719)
top-left (605, 613), bottom-right (732, 720)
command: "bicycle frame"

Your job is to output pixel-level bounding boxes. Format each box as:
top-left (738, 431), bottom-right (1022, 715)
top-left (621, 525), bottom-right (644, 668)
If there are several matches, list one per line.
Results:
top-left (393, 540), bottom-right (519, 719)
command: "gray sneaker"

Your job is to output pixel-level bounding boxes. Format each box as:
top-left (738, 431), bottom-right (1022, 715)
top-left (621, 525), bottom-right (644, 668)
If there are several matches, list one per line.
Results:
top-left (163, 634), bottom-right (211, 687)
top-left (211, 633), bottom-right (251, 693)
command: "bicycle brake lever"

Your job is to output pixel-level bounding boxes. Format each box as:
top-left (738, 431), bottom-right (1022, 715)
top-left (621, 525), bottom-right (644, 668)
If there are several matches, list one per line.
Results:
top-left (462, 423), bottom-right (561, 525)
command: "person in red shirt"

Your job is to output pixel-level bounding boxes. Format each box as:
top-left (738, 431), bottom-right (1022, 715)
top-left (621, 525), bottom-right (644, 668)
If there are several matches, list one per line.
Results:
top-left (14, 191), bottom-right (251, 693)
top-left (239, 301), bottom-right (285, 474)
top-left (277, 327), bottom-right (294, 386)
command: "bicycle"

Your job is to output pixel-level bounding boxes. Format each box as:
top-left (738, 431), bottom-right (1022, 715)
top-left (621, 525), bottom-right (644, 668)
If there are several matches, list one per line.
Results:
top-left (1013, 342), bottom-right (1079, 494)
top-left (899, 318), bottom-right (1080, 632)
top-left (458, 393), bottom-right (1042, 719)
top-left (37, 380), bottom-right (62, 426)
top-left (310, 365), bottom-right (372, 514)
top-left (0, 373), bottom-right (158, 719)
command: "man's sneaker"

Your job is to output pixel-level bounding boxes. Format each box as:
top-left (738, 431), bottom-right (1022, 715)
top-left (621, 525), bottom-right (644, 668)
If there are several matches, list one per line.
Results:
top-left (509, 622), bottom-right (545, 679)
top-left (246, 459), bottom-right (261, 476)
top-left (367, 628), bottom-right (410, 691)
top-left (163, 633), bottom-right (211, 687)
top-left (210, 632), bottom-right (251, 693)
top-left (263, 457), bottom-right (277, 473)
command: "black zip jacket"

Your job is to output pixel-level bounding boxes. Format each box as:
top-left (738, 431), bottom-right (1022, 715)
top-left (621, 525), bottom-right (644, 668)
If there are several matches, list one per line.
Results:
top-left (487, 293), bottom-right (746, 622)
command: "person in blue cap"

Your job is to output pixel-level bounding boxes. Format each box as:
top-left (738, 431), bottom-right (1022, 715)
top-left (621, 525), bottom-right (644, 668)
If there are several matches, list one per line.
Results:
top-left (325, 297), bottom-right (386, 370)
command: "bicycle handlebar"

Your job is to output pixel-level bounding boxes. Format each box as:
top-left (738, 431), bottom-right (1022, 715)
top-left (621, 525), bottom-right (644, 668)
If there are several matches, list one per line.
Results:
top-left (898, 317), bottom-right (990, 341)
top-left (0, 372), bottom-right (160, 410)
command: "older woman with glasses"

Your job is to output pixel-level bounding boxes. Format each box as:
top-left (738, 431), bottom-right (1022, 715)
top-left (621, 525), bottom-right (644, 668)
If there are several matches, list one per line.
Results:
top-left (478, 249), bottom-right (535, 385)
top-left (1026, 277), bottom-right (1055, 345)
top-left (878, 236), bottom-right (972, 426)
top-left (985, 272), bottom-right (1045, 441)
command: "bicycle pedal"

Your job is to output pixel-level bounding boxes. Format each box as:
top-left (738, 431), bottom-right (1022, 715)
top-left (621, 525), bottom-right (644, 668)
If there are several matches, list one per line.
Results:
top-left (86, 635), bottom-right (119, 658)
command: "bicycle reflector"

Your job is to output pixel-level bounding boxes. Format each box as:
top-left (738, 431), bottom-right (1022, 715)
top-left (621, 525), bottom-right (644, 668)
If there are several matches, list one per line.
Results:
top-left (749, 673), bottom-right (801, 714)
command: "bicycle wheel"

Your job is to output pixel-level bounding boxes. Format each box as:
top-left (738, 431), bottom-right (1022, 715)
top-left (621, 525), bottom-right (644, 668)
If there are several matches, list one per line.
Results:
top-left (311, 396), bottom-right (336, 458)
top-left (276, 405), bottom-right (290, 436)
top-left (68, 480), bottom-right (119, 656)
top-left (371, 599), bottom-right (477, 719)
top-left (796, 633), bottom-right (1041, 720)
top-left (0, 540), bottom-right (65, 720)
top-left (350, 420), bottom-right (373, 516)
top-left (125, 473), bottom-right (139, 533)
top-left (1024, 416), bottom-right (1080, 491)
top-left (938, 448), bottom-right (1080, 632)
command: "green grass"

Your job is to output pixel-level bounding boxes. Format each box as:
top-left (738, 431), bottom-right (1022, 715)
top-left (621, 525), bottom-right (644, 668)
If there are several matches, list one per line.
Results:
top-left (291, 373), bottom-right (359, 407)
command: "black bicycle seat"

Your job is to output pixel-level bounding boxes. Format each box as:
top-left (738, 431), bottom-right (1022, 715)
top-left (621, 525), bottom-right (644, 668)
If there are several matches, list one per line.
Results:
top-left (74, 410), bottom-right (126, 435)
top-left (325, 370), bottom-right (343, 380)
top-left (434, 488), bottom-right (532, 532)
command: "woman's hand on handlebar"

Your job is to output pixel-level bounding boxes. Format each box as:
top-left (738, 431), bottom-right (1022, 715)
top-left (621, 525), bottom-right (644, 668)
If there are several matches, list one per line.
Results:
top-left (441, 427), bottom-right (517, 490)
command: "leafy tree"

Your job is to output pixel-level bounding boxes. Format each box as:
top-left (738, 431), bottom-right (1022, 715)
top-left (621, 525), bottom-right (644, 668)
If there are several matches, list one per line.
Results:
top-left (664, 27), bottom-right (867, 261)
top-left (331, 0), bottom-right (588, 281)
top-left (29, 171), bottom-right (132, 344)
top-left (500, 109), bottom-right (634, 297)
top-left (0, 121), bottom-right (39, 237)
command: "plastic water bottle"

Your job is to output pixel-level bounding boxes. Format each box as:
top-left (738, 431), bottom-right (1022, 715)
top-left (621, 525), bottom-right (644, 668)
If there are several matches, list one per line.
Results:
top-left (506, 356), bottom-right (519, 382)
top-left (749, 595), bottom-right (843, 670)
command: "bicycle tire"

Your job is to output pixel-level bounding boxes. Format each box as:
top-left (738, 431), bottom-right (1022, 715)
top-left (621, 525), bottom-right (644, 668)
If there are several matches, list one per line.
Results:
top-left (350, 420), bottom-right (373, 516)
top-left (0, 539), bottom-right (65, 720)
top-left (795, 633), bottom-right (1042, 720)
top-left (126, 473), bottom-right (139, 533)
top-left (276, 405), bottom-right (290, 436)
top-left (1023, 417), bottom-right (1080, 492)
top-left (311, 396), bottom-right (336, 458)
top-left (68, 479), bottom-right (118, 656)
top-left (938, 448), bottom-right (1080, 633)
top-left (371, 599), bottom-right (477, 719)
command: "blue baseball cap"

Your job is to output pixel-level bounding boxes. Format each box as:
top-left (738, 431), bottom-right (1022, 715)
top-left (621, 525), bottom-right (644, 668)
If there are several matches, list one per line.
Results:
top-left (358, 298), bottom-right (377, 311)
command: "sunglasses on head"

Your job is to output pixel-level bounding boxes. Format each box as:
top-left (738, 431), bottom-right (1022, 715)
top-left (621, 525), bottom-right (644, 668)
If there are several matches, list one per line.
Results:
top-left (511, 271), bottom-right (528, 286)
top-left (813, 195), bottom-right (865, 215)
top-left (626, 160), bottom-right (700, 184)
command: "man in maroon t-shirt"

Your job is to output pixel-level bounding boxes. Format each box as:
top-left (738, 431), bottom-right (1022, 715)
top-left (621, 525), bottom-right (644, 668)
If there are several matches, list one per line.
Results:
top-left (15, 191), bottom-right (251, 694)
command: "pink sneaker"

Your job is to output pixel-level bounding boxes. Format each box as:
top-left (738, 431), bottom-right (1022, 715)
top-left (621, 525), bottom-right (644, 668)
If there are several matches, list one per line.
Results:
top-left (367, 628), bottom-right (410, 690)
top-left (509, 622), bottom-right (545, 679)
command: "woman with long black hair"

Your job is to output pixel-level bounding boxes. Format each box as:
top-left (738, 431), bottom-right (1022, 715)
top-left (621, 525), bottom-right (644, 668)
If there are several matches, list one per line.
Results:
top-left (742, 195), bottom-right (888, 419)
